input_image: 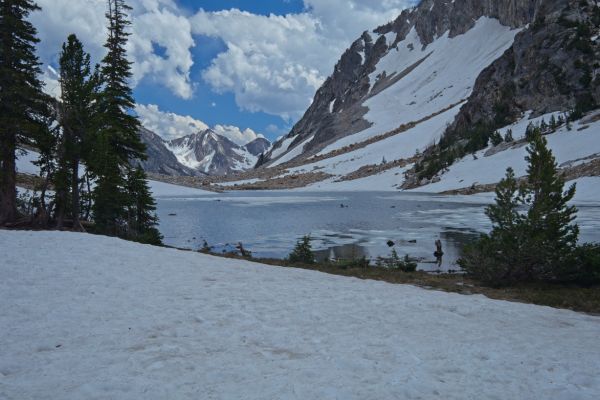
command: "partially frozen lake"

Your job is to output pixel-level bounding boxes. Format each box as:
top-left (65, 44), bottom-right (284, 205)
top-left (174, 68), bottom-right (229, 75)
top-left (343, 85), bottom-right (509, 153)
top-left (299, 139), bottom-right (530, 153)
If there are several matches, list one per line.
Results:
top-left (156, 191), bottom-right (600, 272)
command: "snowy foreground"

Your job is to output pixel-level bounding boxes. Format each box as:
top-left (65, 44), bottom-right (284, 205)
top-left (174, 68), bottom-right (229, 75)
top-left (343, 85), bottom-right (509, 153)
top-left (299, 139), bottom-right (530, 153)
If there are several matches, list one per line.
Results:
top-left (1, 231), bottom-right (599, 400)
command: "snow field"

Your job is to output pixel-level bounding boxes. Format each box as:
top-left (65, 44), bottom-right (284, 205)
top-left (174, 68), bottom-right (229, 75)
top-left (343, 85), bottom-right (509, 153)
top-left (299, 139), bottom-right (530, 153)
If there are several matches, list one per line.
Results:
top-left (1, 230), bottom-right (599, 400)
top-left (318, 18), bottom-right (520, 156)
top-left (419, 116), bottom-right (600, 193)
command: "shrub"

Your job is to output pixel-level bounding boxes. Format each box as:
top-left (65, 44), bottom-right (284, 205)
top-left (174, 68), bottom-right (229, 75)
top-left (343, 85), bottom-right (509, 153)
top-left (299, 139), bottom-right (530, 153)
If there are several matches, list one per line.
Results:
top-left (376, 249), bottom-right (417, 272)
top-left (398, 254), bottom-right (418, 272)
top-left (288, 235), bottom-right (315, 264)
top-left (563, 244), bottom-right (600, 286)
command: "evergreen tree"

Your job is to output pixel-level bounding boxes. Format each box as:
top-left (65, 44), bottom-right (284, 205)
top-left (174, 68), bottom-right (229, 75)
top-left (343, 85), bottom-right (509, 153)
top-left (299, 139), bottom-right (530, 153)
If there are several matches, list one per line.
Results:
top-left (289, 235), bottom-right (315, 264)
top-left (56, 34), bottom-right (99, 230)
top-left (521, 129), bottom-right (578, 279)
top-left (490, 130), bottom-right (503, 146)
top-left (539, 118), bottom-right (548, 133)
top-left (0, 0), bottom-right (48, 225)
top-left (460, 131), bottom-right (581, 284)
top-left (504, 129), bottom-right (514, 143)
top-left (486, 167), bottom-right (522, 233)
top-left (525, 122), bottom-right (536, 140)
top-left (549, 114), bottom-right (557, 131)
top-left (125, 166), bottom-right (162, 244)
top-left (90, 0), bottom-right (146, 234)
top-left (460, 168), bottom-right (525, 283)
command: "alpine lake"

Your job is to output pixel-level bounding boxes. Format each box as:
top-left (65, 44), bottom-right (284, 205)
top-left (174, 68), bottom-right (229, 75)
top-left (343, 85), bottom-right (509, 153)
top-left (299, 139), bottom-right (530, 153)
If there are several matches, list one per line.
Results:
top-left (156, 191), bottom-right (600, 272)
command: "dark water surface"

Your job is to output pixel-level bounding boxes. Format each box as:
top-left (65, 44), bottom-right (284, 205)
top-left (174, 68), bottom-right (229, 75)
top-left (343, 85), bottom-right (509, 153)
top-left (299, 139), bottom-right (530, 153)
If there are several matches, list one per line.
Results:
top-left (156, 191), bottom-right (600, 272)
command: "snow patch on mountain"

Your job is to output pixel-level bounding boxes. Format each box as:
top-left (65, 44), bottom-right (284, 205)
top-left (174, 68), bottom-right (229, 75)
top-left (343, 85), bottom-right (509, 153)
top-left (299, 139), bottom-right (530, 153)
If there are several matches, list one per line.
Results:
top-left (318, 18), bottom-right (520, 156)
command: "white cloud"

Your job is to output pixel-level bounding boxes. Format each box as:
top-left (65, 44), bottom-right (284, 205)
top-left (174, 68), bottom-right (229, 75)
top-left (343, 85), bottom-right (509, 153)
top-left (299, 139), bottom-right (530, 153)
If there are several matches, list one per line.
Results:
top-left (31, 0), bottom-right (195, 99)
top-left (136, 104), bottom-right (263, 145)
top-left (31, 0), bottom-right (417, 118)
top-left (191, 1), bottom-right (417, 119)
top-left (136, 104), bottom-right (208, 141)
top-left (213, 125), bottom-right (264, 146)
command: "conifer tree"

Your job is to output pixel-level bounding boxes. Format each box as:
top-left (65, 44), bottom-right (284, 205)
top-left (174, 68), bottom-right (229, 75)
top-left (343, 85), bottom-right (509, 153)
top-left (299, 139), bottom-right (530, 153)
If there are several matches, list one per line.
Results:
top-left (460, 131), bottom-right (581, 284)
top-left (56, 34), bottom-right (99, 229)
top-left (0, 0), bottom-right (48, 225)
top-left (490, 130), bottom-right (503, 146)
top-left (125, 166), bottom-right (162, 244)
top-left (289, 235), bottom-right (315, 264)
top-left (549, 114), bottom-right (557, 131)
top-left (90, 0), bottom-right (146, 234)
top-left (521, 129), bottom-right (579, 278)
top-left (486, 167), bottom-right (521, 233)
top-left (504, 129), bottom-right (514, 143)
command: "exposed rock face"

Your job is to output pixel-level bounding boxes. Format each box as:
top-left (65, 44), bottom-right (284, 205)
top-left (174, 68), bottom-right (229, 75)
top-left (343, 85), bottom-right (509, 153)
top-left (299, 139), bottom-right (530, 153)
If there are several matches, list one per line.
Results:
top-left (137, 128), bottom-right (200, 177)
top-left (445, 0), bottom-right (599, 138)
top-left (264, 0), bottom-right (545, 166)
top-left (168, 130), bottom-right (263, 176)
top-left (244, 137), bottom-right (271, 156)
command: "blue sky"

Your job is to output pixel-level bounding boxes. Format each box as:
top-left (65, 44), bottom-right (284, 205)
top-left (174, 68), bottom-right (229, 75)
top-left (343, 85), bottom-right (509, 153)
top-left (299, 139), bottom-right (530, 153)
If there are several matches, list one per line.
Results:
top-left (34, 0), bottom-right (417, 143)
top-left (132, 1), bottom-right (307, 139)
top-left (177, 0), bottom-right (305, 15)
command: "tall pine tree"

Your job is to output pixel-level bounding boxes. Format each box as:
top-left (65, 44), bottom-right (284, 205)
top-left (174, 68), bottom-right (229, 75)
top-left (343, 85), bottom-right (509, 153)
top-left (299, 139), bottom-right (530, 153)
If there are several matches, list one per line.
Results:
top-left (521, 129), bottom-right (579, 278)
top-left (0, 0), bottom-right (47, 225)
top-left (90, 0), bottom-right (146, 235)
top-left (56, 34), bottom-right (99, 230)
top-left (125, 166), bottom-right (162, 245)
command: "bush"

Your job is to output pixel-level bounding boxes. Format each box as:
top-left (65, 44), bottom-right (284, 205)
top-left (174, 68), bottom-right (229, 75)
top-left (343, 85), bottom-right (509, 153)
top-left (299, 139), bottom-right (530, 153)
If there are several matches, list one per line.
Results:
top-left (376, 249), bottom-right (417, 272)
top-left (564, 244), bottom-right (600, 285)
top-left (288, 235), bottom-right (315, 264)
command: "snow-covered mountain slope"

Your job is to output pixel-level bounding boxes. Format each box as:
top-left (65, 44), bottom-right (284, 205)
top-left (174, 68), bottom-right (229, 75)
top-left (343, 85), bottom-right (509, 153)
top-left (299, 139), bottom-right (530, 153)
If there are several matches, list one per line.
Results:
top-left (263, 0), bottom-right (539, 166)
top-left (2, 230), bottom-right (600, 399)
top-left (137, 128), bottom-right (201, 177)
top-left (235, 0), bottom-right (600, 195)
top-left (319, 18), bottom-right (519, 155)
top-left (299, 112), bottom-right (600, 200)
top-left (167, 129), bottom-right (270, 176)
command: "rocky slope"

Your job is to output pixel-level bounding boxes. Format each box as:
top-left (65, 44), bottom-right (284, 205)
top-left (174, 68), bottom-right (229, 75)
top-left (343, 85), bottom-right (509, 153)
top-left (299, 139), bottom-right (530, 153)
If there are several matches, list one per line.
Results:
top-left (136, 128), bottom-right (200, 177)
top-left (237, 0), bottom-right (600, 194)
top-left (263, 0), bottom-right (545, 166)
top-left (244, 137), bottom-right (271, 157)
top-left (137, 127), bottom-right (271, 177)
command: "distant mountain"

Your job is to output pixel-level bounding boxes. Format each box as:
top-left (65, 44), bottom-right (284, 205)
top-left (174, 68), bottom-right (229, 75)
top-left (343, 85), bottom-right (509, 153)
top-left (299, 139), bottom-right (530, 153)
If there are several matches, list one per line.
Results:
top-left (167, 130), bottom-right (271, 176)
top-left (136, 128), bottom-right (201, 176)
top-left (244, 137), bottom-right (271, 156)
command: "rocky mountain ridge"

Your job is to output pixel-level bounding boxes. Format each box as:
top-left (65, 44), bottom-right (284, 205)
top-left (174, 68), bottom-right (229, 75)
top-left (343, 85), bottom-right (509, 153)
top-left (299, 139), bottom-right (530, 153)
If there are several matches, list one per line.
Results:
top-left (137, 128), bottom-right (271, 177)
top-left (262, 0), bottom-right (546, 166)
top-left (147, 0), bottom-right (600, 195)
top-left (166, 130), bottom-right (270, 176)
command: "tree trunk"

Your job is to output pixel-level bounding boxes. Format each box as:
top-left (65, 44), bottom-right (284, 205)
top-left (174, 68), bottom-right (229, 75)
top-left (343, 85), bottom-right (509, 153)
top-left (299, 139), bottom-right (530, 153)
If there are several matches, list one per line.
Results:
top-left (0, 133), bottom-right (19, 225)
top-left (71, 158), bottom-right (84, 231)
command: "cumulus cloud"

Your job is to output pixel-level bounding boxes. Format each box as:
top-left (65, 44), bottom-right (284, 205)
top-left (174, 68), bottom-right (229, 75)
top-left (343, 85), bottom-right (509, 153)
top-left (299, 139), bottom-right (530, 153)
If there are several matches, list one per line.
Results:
top-left (213, 125), bottom-right (265, 146)
top-left (192, 0), bottom-right (417, 119)
top-left (31, 0), bottom-right (195, 99)
top-left (136, 104), bottom-right (209, 141)
top-left (136, 104), bottom-right (263, 145)
top-left (31, 0), bottom-right (417, 119)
